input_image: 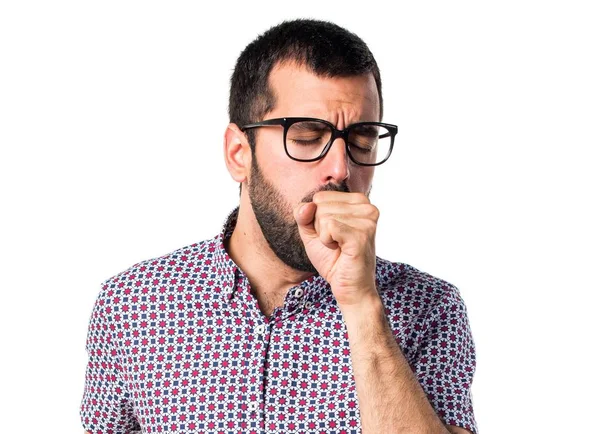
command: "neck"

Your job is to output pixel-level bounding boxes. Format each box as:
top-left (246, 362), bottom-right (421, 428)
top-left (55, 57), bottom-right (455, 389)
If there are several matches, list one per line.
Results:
top-left (225, 195), bottom-right (315, 306)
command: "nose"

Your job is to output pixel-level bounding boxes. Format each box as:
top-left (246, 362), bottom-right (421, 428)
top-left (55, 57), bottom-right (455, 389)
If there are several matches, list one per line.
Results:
top-left (320, 137), bottom-right (350, 185)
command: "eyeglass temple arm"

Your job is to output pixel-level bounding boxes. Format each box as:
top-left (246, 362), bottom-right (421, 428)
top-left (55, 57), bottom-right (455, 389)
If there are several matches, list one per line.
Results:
top-left (240, 119), bottom-right (284, 131)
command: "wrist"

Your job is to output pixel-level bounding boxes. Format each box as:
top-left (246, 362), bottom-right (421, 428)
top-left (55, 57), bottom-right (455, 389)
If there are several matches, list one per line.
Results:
top-left (339, 290), bottom-right (385, 329)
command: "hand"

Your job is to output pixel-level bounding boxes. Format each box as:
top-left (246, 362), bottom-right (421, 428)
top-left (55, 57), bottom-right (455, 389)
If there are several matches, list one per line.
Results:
top-left (293, 191), bottom-right (380, 307)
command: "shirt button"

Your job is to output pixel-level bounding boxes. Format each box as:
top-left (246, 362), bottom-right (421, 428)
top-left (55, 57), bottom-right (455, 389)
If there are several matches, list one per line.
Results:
top-left (248, 401), bottom-right (259, 412)
top-left (303, 301), bottom-right (312, 310)
top-left (293, 288), bottom-right (304, 298)
top-left (255, 324), bottom-right (266, 335)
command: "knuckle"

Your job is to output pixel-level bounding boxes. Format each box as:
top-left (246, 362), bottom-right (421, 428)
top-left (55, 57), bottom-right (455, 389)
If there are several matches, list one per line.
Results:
top-left (351, 192), bottom-right (368, 203)
top-left (370, 205), bottom-right (380, 220)
top-left (359, 203), bottom-right (379, 220)
top-left (313, 191), bottom-right (325, 203)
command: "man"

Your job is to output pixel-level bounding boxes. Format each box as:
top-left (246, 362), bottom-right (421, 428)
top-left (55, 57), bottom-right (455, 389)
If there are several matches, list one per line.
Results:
top-left (81, 19), bottom-right (477, 434)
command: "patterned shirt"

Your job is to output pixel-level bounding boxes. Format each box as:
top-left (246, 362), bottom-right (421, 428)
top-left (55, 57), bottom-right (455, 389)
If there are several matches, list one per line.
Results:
top-left (81, 206), bottom-right (478, 434)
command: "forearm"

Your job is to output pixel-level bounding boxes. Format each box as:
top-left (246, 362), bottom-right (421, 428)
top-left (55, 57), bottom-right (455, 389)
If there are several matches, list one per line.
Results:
top-left (341, 293), bottom-right (450, 434)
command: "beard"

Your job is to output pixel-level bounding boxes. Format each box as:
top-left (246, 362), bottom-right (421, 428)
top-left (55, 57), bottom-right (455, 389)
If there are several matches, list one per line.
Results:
top-left (247, 156), bottom-right (351, 273)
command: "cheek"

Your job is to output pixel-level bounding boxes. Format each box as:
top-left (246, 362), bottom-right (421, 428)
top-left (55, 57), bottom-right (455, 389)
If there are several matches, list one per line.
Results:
top-left (256, 143), bottom-right (292, 183)
top-left (280, 171), bottom-right (309, 200)
top-left (275, 166), bottom-right (320, 205)
top-left (262, 158), bottom-right (304, 198)
top-left (348, 167), bottom-right (374, 192)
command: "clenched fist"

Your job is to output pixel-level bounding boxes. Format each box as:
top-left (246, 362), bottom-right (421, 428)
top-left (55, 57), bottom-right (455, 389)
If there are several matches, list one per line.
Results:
top-left (293, 191), bottom-right (380, 308)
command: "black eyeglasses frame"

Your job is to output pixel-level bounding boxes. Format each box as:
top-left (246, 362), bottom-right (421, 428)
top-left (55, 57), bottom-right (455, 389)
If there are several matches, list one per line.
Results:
top-left (240, 117), bottom-right (397, 167)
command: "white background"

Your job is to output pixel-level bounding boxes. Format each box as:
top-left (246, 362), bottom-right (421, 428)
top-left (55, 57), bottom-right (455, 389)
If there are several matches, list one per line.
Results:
top-left (1, 1), bottom-right (598, 432)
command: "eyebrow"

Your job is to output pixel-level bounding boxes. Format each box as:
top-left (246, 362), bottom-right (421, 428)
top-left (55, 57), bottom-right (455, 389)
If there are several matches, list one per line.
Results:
top-left (292, 121), bottom-right (330, 131)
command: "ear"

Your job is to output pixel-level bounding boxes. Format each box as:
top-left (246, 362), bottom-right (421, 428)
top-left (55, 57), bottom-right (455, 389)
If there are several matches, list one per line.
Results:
top-left (223, 123), bottom-right (251, 184)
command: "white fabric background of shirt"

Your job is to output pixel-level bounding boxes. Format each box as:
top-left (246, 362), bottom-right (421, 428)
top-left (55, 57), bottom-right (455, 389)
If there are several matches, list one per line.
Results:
top-left (1, 1), bottom-right (598, 433)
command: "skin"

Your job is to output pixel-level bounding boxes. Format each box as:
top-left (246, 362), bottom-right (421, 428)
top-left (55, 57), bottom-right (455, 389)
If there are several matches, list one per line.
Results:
top-left (84, 61), bottom-right (472, 434)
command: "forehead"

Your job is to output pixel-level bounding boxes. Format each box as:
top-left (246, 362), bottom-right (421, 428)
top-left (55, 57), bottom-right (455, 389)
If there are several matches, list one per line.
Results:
top-left (266, 61), bottom-right (380, 122)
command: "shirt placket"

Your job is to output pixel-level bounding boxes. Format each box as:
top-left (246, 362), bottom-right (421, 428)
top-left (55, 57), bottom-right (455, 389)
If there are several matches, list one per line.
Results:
top-left (234, 271), bottom-right (310, 433)
top-left (263, 284), bottom-right (307, 433)
top-left (232, 271), bottom-right (270, 432)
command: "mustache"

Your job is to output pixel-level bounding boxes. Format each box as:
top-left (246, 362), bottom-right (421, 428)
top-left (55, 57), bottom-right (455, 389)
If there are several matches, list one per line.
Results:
top-left (301, 180), bottom-right (350, 203)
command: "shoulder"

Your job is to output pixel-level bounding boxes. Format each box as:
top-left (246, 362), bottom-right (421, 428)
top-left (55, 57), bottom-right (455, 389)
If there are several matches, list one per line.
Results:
top-left (375, 256), bottom-right (466, 310)
top-left (374, 256), bottom-right (471, 350)
top-left (95, 236), bottom-right (219, 304)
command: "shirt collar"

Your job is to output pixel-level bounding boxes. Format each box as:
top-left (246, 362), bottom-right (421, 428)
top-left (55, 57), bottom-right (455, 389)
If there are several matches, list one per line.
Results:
top-left (212, 206), bottom-right (241, 300)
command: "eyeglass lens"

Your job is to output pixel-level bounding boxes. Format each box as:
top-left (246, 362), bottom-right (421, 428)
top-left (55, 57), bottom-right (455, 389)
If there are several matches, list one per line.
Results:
top-left (285, 121), bottom-right (391, 164)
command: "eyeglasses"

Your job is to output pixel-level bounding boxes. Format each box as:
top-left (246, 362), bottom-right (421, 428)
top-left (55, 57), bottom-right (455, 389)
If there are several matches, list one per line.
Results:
top-left (240, 117), bottom-right (397, 166)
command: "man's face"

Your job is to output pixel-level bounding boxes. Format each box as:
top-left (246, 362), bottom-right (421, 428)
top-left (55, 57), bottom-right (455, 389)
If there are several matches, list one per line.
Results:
top-left (247, 62), bottom-right (380, 273)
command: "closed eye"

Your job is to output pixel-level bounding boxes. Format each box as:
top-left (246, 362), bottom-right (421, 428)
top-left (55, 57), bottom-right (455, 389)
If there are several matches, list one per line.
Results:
top-left (349, 142), bottom-right (374, 153)
top-left (289, 137), bottom-right (324, 146)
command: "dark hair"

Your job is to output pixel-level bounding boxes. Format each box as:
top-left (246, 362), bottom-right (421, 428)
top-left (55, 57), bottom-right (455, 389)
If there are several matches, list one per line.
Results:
top-left (228, 19), bottom-right (384, 195)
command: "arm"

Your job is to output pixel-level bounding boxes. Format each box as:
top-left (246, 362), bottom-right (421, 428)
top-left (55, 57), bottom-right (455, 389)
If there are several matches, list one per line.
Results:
top-left (341, 292), bottom-right (472, 434)
top-left (80, 285), bottom-right (140, 433)
top-left (292, 195), bottom-right (476, 432)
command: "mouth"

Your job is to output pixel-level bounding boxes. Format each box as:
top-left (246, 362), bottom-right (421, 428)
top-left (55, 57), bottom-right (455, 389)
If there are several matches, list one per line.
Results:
top-left (301, 182), bottom-right (351, 203)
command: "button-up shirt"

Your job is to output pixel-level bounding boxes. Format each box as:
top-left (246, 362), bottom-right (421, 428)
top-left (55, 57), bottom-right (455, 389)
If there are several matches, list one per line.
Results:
top-left (80, 206), bottom-right (478, 433)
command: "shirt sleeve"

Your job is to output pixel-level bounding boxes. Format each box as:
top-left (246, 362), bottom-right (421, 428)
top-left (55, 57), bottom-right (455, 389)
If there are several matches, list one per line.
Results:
top-left (409, 288), bottom-right (478, 434)
top-left (80, 286), bottom-right (141, 434)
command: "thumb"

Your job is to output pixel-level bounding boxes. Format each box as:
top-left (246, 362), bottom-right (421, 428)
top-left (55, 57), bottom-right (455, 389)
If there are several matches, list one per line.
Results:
top-left (294, 202), bottom-right (318, 240)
